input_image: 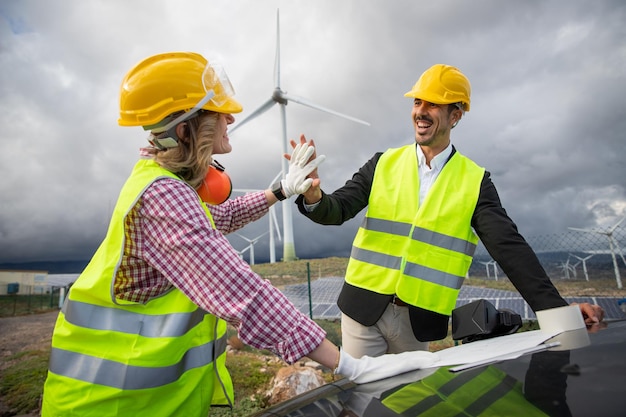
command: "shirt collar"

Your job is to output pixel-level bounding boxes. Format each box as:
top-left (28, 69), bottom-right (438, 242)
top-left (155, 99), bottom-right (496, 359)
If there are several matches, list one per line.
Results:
top-left (416, 143), bottom-right (453, 170)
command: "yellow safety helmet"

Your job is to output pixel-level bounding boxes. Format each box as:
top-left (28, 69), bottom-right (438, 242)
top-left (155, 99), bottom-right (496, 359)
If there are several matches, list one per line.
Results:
top-left (404, 64), bottom-right (471, 112)
top-left (118, 52), bottom-right (243, 128)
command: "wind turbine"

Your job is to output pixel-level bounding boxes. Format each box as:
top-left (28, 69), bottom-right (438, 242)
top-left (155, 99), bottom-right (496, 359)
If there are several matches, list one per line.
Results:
top-left (559, 260), bottom-right (571, 279)
top-left (233, 171), bottom-right (283, 263)
top-left (478, 260), bottom-right (498, 280)
top-left (233, 247), bottom-right (246, 260)
top-left (572, 253), bottom-right (594, 281)
top-left (230, 9), bottom-right (370, 262)
top-left (489, 260), bottom-right (499, 281)
top-left (235, 231), bottom-right (269, 265)
top-left (568, 216), bottom-right (626, 289)
top-left (569, 258), bottom-right (580, 279)
top-left (478, 261), bottom-right (492, 279)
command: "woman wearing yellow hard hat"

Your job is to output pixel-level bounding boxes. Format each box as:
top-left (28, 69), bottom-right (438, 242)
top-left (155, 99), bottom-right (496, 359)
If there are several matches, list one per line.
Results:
top-left (41, 52), bottom-right (439, 416)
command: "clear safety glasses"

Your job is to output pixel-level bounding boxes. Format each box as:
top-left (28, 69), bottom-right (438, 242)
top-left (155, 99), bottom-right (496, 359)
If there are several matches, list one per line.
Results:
top-left (149, 63), bottom-right (235, 149)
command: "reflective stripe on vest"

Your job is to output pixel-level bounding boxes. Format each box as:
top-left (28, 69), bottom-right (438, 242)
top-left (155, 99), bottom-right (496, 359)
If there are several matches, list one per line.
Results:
top-left (49, 339), bottom-right (225, 390)
top-left (381, 367), bottom-right (548, 417)
top-left (42, 159), bottom-right (233, 416)
top-left (61, 299), bottom-right (208, 337)
top-left (351, 219), bottom-right (476, 289)
top-left (48, 300), bottom-right (227, 390)
top-left (345, 145), bottom-right (484, 315)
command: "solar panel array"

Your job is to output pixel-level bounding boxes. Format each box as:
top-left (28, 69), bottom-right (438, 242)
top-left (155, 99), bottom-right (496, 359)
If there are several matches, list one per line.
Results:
top-left (48, 274), bottom-right (625, 320)
top-left (282, 277), bottom-right (626, 320)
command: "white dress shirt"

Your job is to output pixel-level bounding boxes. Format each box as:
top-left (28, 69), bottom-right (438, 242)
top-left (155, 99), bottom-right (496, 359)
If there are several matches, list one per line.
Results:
top-left (416, 143), bottom-right (452, 204)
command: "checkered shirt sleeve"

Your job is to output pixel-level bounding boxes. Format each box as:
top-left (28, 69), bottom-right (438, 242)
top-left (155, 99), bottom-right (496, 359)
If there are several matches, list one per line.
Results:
top-left (118, 178), bottom-right (325, 364)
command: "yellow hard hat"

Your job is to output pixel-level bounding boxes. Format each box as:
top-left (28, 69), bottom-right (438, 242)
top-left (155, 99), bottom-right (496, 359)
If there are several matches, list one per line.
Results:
top-left (118, 52), bottom-right (243, 128)
top-left (404, 64), bottom-right (471, 112)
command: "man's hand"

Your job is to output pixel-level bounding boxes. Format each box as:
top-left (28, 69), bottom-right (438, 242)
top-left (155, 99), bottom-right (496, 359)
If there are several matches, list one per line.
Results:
top-left (281, 139), bottom-right (325, 198)
top-left (336, 350), bottom-right (439, 384)
top-left (571, 302), bottom-right (605, 325)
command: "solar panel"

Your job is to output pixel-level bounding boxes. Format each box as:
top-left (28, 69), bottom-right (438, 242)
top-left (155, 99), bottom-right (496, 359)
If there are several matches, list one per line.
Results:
top-left (281, 277), bottom-right (626, 321)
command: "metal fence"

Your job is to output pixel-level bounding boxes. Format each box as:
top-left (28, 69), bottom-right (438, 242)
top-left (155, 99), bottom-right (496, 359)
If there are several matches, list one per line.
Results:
top-left (0, 284), bottom-right (66, 317)
top-left (471, 226), bottom-right (626, 284)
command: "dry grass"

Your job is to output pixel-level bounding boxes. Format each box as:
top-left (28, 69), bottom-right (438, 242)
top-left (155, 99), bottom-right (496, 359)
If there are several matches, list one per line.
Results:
top-left (251, 257), bottom-right (350, 288)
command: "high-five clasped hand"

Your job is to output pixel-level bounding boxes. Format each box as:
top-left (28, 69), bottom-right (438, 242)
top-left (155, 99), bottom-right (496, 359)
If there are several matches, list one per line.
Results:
top-left (281, 142), bottom-right (326, 197)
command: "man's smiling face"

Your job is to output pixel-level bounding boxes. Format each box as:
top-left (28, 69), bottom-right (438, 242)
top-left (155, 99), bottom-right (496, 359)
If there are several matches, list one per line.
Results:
top-left (410, 99), bottom-right (460, 150)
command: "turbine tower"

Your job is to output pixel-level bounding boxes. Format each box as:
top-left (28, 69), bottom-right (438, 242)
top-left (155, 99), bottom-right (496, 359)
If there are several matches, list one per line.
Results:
top-left (571, 253), bottom-right (594, 281)
top-left (489, 260), bottom-right (499, 281)
top-left (478, 261), bottom-right (492, 279)
top-left (230, 9), bottom-right (369, 261)
top-left (568, 216), bottom-right (626, 289)
top-left (233, 171), bottom-right (282, 263)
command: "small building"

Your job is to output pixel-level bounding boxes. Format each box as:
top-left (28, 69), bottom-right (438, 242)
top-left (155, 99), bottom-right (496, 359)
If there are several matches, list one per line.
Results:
top-left (0, 270), bottom-right (49, 295)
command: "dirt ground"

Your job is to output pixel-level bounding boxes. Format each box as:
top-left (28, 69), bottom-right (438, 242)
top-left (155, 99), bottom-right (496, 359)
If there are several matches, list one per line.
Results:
top-left (0, 311), bottom-right (58, 361)
top-left (0, 311), bottom-right (58, 417)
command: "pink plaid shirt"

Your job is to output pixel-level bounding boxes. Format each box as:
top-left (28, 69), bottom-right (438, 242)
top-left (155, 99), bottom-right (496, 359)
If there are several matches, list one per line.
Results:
top-left (113, 173), bottom-right (325, 364)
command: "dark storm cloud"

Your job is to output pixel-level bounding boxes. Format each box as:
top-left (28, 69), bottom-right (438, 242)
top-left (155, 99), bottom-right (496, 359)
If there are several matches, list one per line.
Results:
top-left (0, 0), bottom-right (624, 264)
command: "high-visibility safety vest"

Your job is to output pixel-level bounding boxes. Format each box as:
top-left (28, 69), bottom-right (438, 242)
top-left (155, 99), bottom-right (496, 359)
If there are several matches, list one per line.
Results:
top-left (345, 145), bottom-right (485, 316)
top-left (379, 366), bottom-right (548, 416)
top-left (42, 159), bottom-right (234, 417)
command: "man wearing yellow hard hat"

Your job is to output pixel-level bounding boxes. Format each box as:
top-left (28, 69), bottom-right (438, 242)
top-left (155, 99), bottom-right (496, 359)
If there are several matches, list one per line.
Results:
top-left (40, 52), bottom-right (440, 416)
top-left (295, 64), bottom-right (605, 358)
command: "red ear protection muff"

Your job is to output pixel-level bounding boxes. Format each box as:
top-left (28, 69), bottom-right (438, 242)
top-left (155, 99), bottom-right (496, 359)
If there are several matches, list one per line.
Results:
top-left (196, 160), bottom-right (232, 205)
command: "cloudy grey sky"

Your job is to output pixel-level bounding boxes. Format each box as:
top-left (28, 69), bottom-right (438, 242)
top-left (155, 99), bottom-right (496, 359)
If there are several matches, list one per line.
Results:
top-left (1, 0), bottom-right (625, 265)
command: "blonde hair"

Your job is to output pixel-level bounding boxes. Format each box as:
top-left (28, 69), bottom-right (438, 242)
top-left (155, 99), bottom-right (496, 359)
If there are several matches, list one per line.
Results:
top-left (147, 111), bottom-right (219, 189)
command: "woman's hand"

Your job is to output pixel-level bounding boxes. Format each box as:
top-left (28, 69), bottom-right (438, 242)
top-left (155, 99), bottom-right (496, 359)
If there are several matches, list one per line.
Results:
top-left (280, 137), bottom-right (325, 198)
top-left (285, 134), bottom-right (323, 203)
top-left (336, 349), bottom-right (440, 384)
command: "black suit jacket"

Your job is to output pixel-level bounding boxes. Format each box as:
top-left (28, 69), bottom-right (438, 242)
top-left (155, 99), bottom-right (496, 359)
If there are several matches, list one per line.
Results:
top-left (296, 145), bottom-right (567, 341)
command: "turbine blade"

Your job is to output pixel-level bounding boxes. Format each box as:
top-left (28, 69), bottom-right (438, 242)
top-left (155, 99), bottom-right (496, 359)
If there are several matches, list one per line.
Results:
top-left (253, 231), bottom-right (269, 242)
top-left (235, 233), bottom-right (253, 243)
top-left (230, 98), bottom-right (277, 133)
top-left (274, 9), bottom-right (281, 88)
top-left (568, 226), bottom-right (598, 234)
top-left (232, 188), bottom-right (262, 193)
top-left (268, 171), bottom-right (282, 186)
top-left (609, 236), bottom-right (626, 266)
top-left (609, 215), bottom-right (626, 233)
top-left (282, 92), bottom-right (370, 126)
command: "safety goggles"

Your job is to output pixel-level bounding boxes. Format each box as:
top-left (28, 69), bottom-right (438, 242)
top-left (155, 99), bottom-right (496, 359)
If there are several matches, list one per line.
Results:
top-left (149, 63), bottom-right (235, 149)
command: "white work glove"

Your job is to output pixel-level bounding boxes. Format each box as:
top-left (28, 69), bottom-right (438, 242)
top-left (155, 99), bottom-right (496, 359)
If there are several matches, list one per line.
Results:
top-left (281, 143), bottom-right (326, 198)
top-left (336, 349), bottom-right (439, 384)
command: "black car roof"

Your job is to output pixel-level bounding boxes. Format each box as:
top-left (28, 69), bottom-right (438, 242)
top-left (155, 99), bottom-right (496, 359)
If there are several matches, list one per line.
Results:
top-left (252, 319), bottom-right (626, 417)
